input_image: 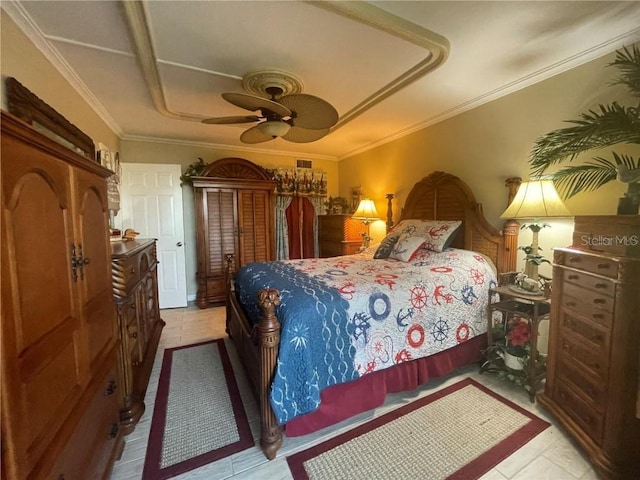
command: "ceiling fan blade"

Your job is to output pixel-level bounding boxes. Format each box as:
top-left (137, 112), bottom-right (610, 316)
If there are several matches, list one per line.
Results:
top-left (201, 115), bottom-right (261, 125)
top-left (279, 94), bottom-right (338, 129)
top-left (222, 93), bottom-right (291, 117)
top-left (282, 126), bottom-right (331, 143)
top-left (239, 124), bottom-right (275, 144)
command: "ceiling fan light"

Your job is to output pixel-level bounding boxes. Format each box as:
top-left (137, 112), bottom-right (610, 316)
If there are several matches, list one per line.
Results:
top-left (257, 120), bottom-right (291, 138)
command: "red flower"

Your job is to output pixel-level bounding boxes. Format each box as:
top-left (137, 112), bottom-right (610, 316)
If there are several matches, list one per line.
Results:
top-left (507, 319), bottom-right (531, 347)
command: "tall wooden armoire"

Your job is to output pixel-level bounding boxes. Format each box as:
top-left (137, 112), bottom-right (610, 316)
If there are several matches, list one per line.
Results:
top-left (1, 111), bottom-right (123, 479)
top-left (192, 158), bottom-right (275, 307)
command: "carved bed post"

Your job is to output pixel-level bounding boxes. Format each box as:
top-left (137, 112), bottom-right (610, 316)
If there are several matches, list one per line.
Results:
top-left (386, 193), bottom-right (395, 233)
top-left (502, 177), bottom-right (522, 272)
top-left (257, 288), bottom-right (283, 460)
top-left (224, 254), bottom-right (235, 334)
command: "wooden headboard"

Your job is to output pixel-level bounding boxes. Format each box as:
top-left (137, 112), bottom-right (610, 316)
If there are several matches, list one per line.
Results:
top-left (396, 171), bottom-right (519, 273)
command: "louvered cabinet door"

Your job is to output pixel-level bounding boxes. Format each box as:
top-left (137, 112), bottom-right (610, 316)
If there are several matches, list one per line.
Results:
top-left (201, 188), bottom-right (238, 304)
top-left (237, 189), bottom-right (273, 265)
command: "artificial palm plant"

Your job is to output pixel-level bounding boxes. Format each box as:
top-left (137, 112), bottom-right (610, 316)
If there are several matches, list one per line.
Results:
top-left (529, 45), bottom-right (640, 212)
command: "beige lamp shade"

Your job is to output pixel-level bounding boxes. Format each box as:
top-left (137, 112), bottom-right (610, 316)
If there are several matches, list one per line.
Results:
top-left (500, 180), bottom-right (571, 219)
top-left (352, 198), bottom-right (380, 222)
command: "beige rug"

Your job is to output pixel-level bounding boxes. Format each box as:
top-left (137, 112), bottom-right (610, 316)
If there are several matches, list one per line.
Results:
top-left (287, 378), bottom-right (549, 480)
top-left (143, 339), bottom-right (254, 480)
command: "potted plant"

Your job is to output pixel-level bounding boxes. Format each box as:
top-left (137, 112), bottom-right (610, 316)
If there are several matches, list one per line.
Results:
top-left (485, 318), bottom-right (531, 371)
top-left (528, 45), bottom-right (640, 213)
top-left (180, 157), bottom-right (208, 185)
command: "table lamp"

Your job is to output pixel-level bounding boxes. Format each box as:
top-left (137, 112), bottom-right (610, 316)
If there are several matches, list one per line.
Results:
top-left (352, 198), bottom-right (380, 249)
top-left (500, 179), bottom-right (571, 281)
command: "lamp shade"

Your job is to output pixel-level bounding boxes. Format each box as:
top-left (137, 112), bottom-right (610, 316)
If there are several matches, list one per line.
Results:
top-left (352, 198), bottom-right (380, 221)
top-left (500, 180), bottom-right (571, 219)
top-left (258, 120), bottom-right (291, 138)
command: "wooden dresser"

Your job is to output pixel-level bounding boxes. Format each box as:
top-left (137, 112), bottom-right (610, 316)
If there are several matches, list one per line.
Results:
top-left (318, 214), bottom-right (367, 257)
top-left (539, 236), bottom-right (640, 478)
top-left (1, 112), bottom-right (123, 479)
top-left (111, 239), bottom-right (164, 434)
top-left (192, 158), bottom-right (275, 307)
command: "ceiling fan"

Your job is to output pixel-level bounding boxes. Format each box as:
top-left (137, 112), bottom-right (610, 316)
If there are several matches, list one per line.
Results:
top-left (202, 72), bottom-right (338, 144)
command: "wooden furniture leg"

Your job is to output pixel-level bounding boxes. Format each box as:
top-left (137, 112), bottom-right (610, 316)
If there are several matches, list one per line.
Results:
top-left (257, 288), bottom-right (283, 459)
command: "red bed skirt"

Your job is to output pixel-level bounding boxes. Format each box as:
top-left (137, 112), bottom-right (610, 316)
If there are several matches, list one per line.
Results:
top-left (284, 334), bottom-right (487, 436)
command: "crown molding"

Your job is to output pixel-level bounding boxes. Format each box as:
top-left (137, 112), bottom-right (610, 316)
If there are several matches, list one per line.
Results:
top-left (339, 27), bottom-right (640, 161)
top-left (2, 1), bottom-right (125, 137)
top-left (120, 134), bottom-right (339, 161)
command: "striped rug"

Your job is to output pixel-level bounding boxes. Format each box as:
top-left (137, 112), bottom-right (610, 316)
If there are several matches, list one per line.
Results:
top-left (142, 339), bottom-right (254, 480)
top-left (287, 378), bottom-right (549, 480)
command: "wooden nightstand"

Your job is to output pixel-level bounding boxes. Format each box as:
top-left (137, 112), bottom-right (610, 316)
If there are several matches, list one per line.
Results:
top-left (481, 275), bottom-right (551, 402)
top-left (318, 214), bottom-right (366, 257)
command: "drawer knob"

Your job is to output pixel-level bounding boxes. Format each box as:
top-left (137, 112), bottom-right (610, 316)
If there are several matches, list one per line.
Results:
top-left (593, 298), bottom-right (606, 305)
top-left (594, 283), bottom-right (608, 289)
top-left (130, 267), bottom-right (136, 274)
top-left (597, 263), bottom-right (610, 270)
top-left (130, 331), bottom-right (138, 339)
top-left (569, 257), bottom-right (580, 263)
top-left (592, 313), bottom-right (604, 320)
top-left (566, 301), bottom-right (576, 307)
top-left (568, 274), bottom-right (579, 280)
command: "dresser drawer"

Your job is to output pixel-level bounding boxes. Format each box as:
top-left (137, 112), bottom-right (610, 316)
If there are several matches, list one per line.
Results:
top-left (559, 310), bottom-right (610, 352)
top-left (48, 367), bottom-right (120, 480)
top-left (554, 379), bottom-right (604, 445)
top-left (557, 357), bottom-right (607, 412)
top-left (563, 270), bottom-right (615, 297)
top-left (558, 334), bottom-right (609, 382)
top-left (112, 256), bottom-right (142, 298)
top-left (563, 282), bottom-right (615, 314)
top-left (560, 292), bottom-right (613, 327)
top-left (558, 250), bottom-right (619, 279)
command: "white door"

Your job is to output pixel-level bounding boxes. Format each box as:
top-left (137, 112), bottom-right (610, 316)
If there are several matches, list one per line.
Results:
top-left (118, 163), bottom-right (187, 308)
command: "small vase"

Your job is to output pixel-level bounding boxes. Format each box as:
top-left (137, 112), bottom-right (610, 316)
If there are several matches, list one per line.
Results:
top-left (502, 351), bottom-right (525, 370)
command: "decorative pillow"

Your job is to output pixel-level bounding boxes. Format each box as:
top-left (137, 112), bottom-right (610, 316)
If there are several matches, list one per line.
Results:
top-left (373, 233), bottom-right (400, 259)
top-left (392, 219), bottom-right (462, 252)
top-left (388, 235), bottom-right (428, 262)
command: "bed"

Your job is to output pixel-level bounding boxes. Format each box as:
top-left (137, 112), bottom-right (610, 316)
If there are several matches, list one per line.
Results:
top-left (225, 171), bottom-right (520, 459)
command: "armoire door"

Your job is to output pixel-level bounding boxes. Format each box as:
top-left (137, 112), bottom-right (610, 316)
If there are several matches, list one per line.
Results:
top-left (73, 167), bottom-right (118, 373)
top-left (204, 188), bottom-right (238, 301)
top-left (0, 141), bottom-right (85, 477)
top-left (238, 189), bottom-right (272, 264)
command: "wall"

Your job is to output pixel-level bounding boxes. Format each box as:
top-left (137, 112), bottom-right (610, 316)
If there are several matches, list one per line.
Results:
top-left (120, 139), bottom-right (339, 298)
top-left (339, 48), bottom-right (639, 276)
top-left (0, 13), bottom-right (120, 152)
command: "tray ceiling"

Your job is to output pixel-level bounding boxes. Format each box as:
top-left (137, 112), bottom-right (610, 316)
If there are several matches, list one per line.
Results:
top-left (3, 1), bottom-right (640, 159)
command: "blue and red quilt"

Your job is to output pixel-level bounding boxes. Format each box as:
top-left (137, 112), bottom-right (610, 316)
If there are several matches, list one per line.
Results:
top-left (234, 248), bottom-right (497, 425)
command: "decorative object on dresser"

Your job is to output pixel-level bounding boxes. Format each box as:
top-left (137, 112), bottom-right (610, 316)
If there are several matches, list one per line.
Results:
top-left (192, 157), bottom-right (275, 307)
top-left (1, 111), bottom-right (123, 479)
top-left (351, 198), bottom-right (381, 249)
top-left (111, 239), bottom-right (164, 434)
top-left (500, 179), bottom-right (571, 282)
top-left (538, 219), bottom-right (640, 479)
top-left (482, 272), bottom-right (551, 402)
top-left (318, 214), bottom-right (367, 257)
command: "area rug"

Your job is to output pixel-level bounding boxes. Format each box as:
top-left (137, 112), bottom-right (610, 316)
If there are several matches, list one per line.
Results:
top-left (287, 378), bottom-right (549, 480)
top-left (142, 339), bottom-right (254, 480)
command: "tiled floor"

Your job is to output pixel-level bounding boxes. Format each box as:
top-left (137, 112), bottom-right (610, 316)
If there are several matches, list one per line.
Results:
top-left (109, 304), bottom-right (600, 480)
